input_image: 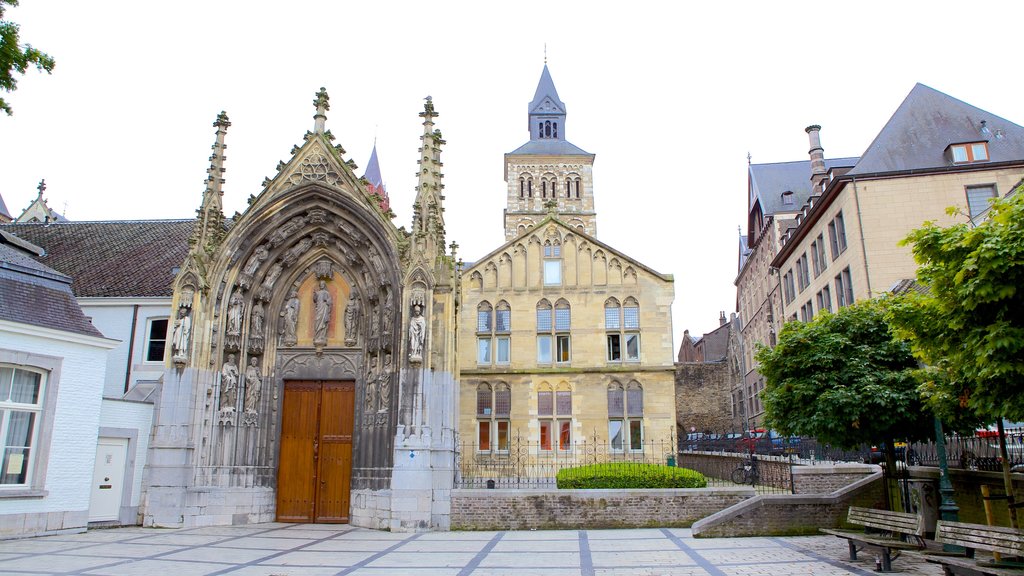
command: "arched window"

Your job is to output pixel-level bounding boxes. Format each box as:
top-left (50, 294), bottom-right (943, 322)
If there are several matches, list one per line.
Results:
top-left (528, 178), bottom-right (533, 198)
top-left (538, 382), bottom-right (572, 450)
top-left (553, 122), bottom-right (558, 138)
top-left (574, 178), bottom-right (581, 198)
top-left (542, 180), bottom-right (547, 198)
top-left (565, 179), bottom-right (571, 197)
top-left (607, 297), bottom-right (640, 362)
top-left (544, 120), bottom-right (552, 138)
top-left (519, 177), bottom-right (525, 199)
top-left (543, 241), bottom-right (561, 286)
top-left (478, 301), bottom-right (510, 366)
top-left (608, 381), bottom-right (643, 451)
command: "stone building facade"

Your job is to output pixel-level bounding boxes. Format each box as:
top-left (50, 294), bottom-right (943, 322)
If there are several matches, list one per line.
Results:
top-left (458, 66), bottom-right (677, 458)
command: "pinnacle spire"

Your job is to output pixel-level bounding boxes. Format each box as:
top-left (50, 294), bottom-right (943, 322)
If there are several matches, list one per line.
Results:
top-left (413, 96), bottom-right (446, 252)
top-left (36, 179), bottom-right (46, 199)
top-left (313, 87), bottom-right (329, 134)
top-left (191, 111), bottom-right (230, 255)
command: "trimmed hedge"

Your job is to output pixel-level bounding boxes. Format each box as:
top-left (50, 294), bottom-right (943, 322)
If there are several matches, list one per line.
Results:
top-left (556, 463), bottom-right (708, 489)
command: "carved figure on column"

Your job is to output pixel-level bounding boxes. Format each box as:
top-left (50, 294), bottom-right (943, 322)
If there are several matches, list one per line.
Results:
top-left (364, 355), bottom-right (378, 414)
top-left (249, 300), bottom-right (265, 353)
top-left (244, 356), bottom-right (262, 413)
top-left (239, 245), bottom-right (269, 289)
top-left (220, 354), bottom-right (239, 410)
top-left (282, 236), bottom-right (313, 267)
top-left (280, 288), bottom-right (300, 347)
top-left (171, 306), bottom-right (192, 364)
top-left (378, 352), bottom-right (392, 411)
top-left (313, 280), bottom-right (332, 346)
top-left (257, 262), bottom-right (283, 301)
top-left (369, 301), bottom-right (380, 345)
top-left (382, 289), bottom-right (394, 342)
top-left (344, 291), bottom-right (360, 347)
top-left (226, 290), bottom-right (245, 351)
top-left (408, 304), bottom-right (426, 362)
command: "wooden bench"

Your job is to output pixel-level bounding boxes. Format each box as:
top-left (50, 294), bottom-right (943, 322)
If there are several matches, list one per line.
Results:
top-left (820, 506), bottom-right (924, 572)
top-left (925, 520), bottom-right (1024, 576)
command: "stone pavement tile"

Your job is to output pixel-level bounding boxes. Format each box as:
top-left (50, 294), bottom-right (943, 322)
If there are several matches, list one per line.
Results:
top-left (697, 548), bottom-right (811, 564)
top-left (246, 529), bottom-right (335, 540)
top-left (0, 553), bottom-right (119, 573)
top-left (219, 567), bottom-right (342, 576)
top-left (588, 529), bottom-right (668, 540)
top-left (0, 538), bottom-right (94, 553)
top-left (182, 526), bottom-right (281, 537)
top-left (419, 530), bottom-right (500, 541)
top-left (491, 538), bottom-right (580, 552)
top-left (598, 539), bottom-right (680, 551)
top-left (594, 568), bottom-right (711, 576)
top-left (719, 562), bottom-right (862, 575)
top-left (160, 545), bottom-right (280, 564)
top-left (343, 569), bottom-right (462, 576)
top-left (501, 530), bottom-right (580, 541)
top-left (280, 523), bottom-right (344, 531)
top-left (393, 539), bottom-right (489, 553)
top-left (363, 551), bottom-right (478, 568)
top-left (591, 550), bottom-right (698, 567)
top-left (82, 559), bottom-right (228, 576)
top-left (126, 533), bottom-right (233, 546)
top-left (46, 528), bottom-right (153, 542)
top-left (685, 537), bottom-right (778, 550)
top-left (331, 530), bottom-right (411, 541)
top-left (478, 551), bottom-right (582, 568)
top-left (300, 538), bottom-right (409, 552)
top-left (55, 542), bottom-right (183, 558)
top-left (469, 569), bottom-right (583, 576)
top-left (211, 536), bottom-right (318, 550)
top-left (259, 550), bottom-right (376, 566)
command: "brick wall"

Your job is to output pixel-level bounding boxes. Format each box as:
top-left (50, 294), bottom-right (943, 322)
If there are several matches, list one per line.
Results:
top-left (675, 363), bottom-right (734, 433)
top-left (792, 464), bottom-right (879, 494)
top-left (450, 488), bottom-right (752, 531)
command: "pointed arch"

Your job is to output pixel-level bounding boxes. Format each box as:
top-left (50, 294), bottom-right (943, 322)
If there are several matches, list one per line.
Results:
top-left (498, 252), bottom-right (512, 287)
top-left (593, 250), bottom-right (608, 285)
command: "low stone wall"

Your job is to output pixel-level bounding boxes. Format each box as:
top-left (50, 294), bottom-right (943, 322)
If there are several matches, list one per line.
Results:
top-left (692, 468), bottom-right (885, 537)
top-left (677, 452), bottom-right (793, 490)
top-left (909, 466), bottom-right (1024, 527)
top-left (451, 488), bottom-right (753, 531)
top-left (793, 464), bottom-right (879, 494)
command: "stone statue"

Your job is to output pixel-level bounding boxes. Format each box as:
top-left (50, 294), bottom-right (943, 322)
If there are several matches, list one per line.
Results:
top-left (370, 301), bottom-right (381, 343)
top-left (382, 290), bottom-right (394, 341)
top-left (244, 356), bottom-right (262, 413)
top-left (313, 280), bottom-right (332, 346)
top-left (226, 291), bottom-right (244, 350)
top-left (220, 354), bottom-right (239, 410)
top-left (378, 353), bottom-right (392, 410)
top-left (242, 245), bottom-right (269, 277)
top-left (257, 262), bottom-right (283, 301)
top-left (281, 289), bottom-right (300, 346)
top-left (364, 355), bottom-right (378, 413)
top-left (408, 304), bottom-right (426, 361)
top-left (344, 291), bottom-right (360, 347)
top-left (249, 300), bottom-right (265, 353)
top-left (171, 307), bottom-right (191, 361)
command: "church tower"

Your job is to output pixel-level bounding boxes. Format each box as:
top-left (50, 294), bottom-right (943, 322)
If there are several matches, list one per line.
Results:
top-left (503, 64), bottom-right (597, 240)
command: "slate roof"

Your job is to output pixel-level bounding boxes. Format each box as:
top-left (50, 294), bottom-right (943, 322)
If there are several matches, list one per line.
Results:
top-left (849, 83), bottom-right (1024, 176)
top-left (529, 65), bottom-right (566, 114)
top-left (0, 235), bottom-right (105, 338)
top-left (0, 192), bottom-right (10, 220)
top-left (1, 220), bottom-right (194, 297)
top-left (749, 157), bottom-right (860, 216)
top-left (507, 139), bottom-right (592, 156)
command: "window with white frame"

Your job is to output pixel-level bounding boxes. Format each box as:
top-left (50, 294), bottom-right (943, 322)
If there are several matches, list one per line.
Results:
top-left (948, 142), bottom-right (989, 164)
top-left (0, 366), bottom-right (45, 486)
top-left (607, 381), bottom-right (644, 452)
top-left (476, 301), bottom-right (511, 365)
top-left (476, 382), bottom-right (511, 452)
top-left (536, 300), bottom-right (552, 364)
top-left (543, 242), bottom-right (562, 285)
top-left (144, 318), bottom-right (169, 362)
top-left (537, 385), bottom-right (572, 451)
top-left (827, 212), bottom-right (848, 259)
top-left (606, 297), bottom-right (640, 362)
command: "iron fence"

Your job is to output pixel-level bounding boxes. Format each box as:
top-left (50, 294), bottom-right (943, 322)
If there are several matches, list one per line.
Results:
top-left (455, 431), bottom-right (678, 489)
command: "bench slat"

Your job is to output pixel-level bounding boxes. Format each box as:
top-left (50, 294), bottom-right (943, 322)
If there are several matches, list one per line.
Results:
top-left (847, 506), bottom-right (923, 536)
top-left (936, 521), bottom-right (1024, 556)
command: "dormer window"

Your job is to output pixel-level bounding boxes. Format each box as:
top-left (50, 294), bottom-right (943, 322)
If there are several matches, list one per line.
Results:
top-left (948, 142), bottom-right (989, 164)
top-left (781, 191), bottom-right (795, 206)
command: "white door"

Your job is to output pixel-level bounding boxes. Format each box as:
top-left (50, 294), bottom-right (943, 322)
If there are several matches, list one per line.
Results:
top-left (88, 437), bottom-right (128, 522)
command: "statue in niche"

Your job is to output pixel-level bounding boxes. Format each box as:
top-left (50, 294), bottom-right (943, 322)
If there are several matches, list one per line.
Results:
top-left (313, 280), bottom-right (332, 346)
top-left (408, 304), bottom-right (426, 362)
top-left (257, 262), bottom-right (283, 301)
top-left (226, 291), bottom-right (245, 350)
top-left (368, 247), bottom-right (386, 285)
top-left (249, 300), bottom-right (265, 353)
top-left (382, 290), bottom-right (394, 341)
top-left (378, 352), bottom-right (392, 411)
top-left (244, 356), bottom-right (262, 413)
top-left (269, 216), bottom-right (306, 247)
top-left (369, 301), bottom-right (380, 344)
top-left (171, 306), bottom-right (192, 362)
top-left (220, 354), bottom-right (239, 410)
top-left (282, 236), bottom-right (313, 267)
top-left (344, 291), bottom-right (360, 347)
top-left (364, 355), bottom-right (378, 413)
top-left (280, 288), bottom-right (300, 347)
top-left (242, 245), bottom-right (269, 277)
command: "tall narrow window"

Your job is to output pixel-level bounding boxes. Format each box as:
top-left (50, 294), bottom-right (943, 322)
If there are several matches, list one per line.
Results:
top-left (536, 300), bottom-right (553, 364)
top-left (828, 212), bottom-right (848, 259)
top-left (606, 297), bottom-right (640, 363)
top-left (476, 382), bottom-right (510, 453)
top-left (554, 300), bottom-right (571, 363)
top-left (608, 381), bottom-right (644, 452)
top-left (543, 243), bottom-right (562, 285)
top-left (0, 367), bottom-right (45, 486)
top-left (538, 387), bottom-right (553, 451)
top-left (145, 318), bottom-right (169, 362)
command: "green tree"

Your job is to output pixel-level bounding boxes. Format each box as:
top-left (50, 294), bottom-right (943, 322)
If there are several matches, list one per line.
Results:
top-left (0, 0), bottom-right (54, 116)
top-left (756, 299), bottom-right (932, 450)
top-left (888, 188), bottom-right (1024, 423)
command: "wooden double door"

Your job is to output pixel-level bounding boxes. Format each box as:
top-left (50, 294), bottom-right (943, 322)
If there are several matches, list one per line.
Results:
top-left (276, 380), bottom-right (354, 523)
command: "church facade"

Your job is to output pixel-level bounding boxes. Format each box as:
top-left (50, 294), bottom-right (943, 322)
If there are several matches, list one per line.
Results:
top-left (458, 66), bottom-right (678, 461)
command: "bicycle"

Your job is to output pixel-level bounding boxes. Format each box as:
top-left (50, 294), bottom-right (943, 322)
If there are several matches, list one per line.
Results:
top-left (731, 455), bottom-right (760, 485)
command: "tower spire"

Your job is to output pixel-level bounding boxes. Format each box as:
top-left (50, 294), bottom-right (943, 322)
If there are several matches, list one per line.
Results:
top-left (36, 179), bottom-right (46, 199)
top-left (313, 87), bottom-right (329, 134)
top-left (190, 111), bottom-right (230, 255)
top-left (412, 96), bottom-right (446, 255)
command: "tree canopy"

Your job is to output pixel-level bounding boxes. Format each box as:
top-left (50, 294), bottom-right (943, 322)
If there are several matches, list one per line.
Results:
top-left (756, 299), bottom-right (932, 449)
top-left (888, 187), bottom-right (1024, 424)
top-left (0, 0), bottom-right (54, 116)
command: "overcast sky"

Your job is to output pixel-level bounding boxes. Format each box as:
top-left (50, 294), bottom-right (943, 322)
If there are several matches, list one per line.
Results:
top-left (2, 1), bottom-right (1022, 348)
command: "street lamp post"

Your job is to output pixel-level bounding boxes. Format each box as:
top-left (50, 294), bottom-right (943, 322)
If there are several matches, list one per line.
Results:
top-left (933, 416), bottom-right (962, 553)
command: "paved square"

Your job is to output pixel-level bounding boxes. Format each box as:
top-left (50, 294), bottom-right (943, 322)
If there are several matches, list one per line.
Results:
top-left (0, 524), bottom-right (945, 575)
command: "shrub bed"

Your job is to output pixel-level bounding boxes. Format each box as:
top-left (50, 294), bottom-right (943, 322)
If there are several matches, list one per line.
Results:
top-left (556, 463), bottom-right (708, 489)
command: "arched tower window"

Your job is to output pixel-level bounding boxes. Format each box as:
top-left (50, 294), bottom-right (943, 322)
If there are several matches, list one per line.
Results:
top-left (519, 177), bottom-right (525, 199)
top-left (553, 122), bottom-right (558, 138)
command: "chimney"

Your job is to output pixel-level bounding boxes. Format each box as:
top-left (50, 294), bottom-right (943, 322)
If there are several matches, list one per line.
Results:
top-left (805, 125), bottom-right (827, 190)
top-left (719, 311), bottom-right (727, 326)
